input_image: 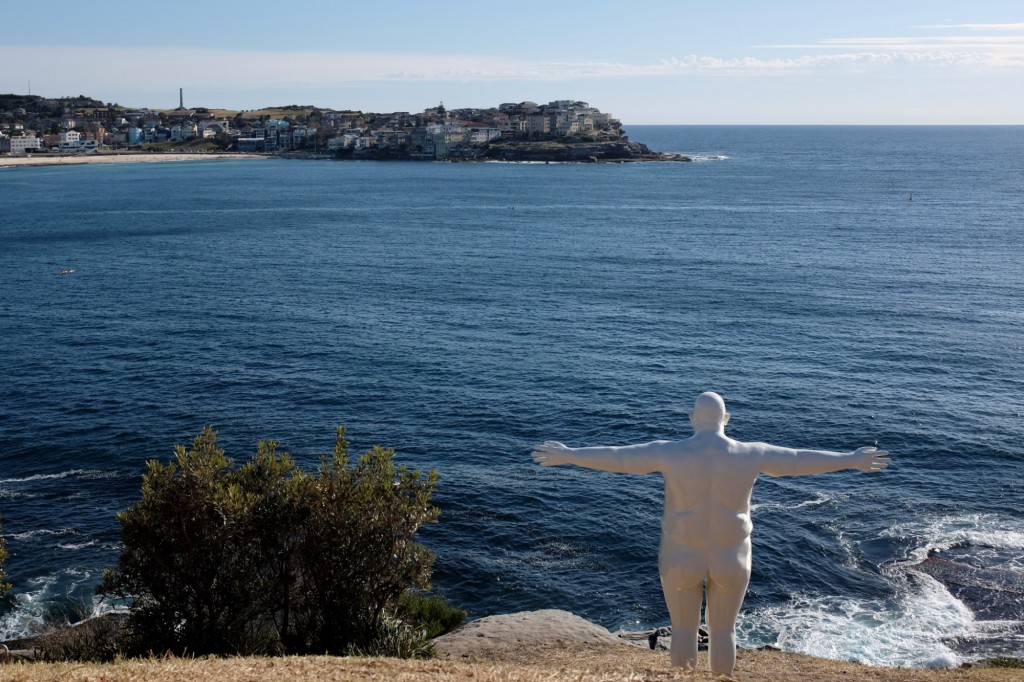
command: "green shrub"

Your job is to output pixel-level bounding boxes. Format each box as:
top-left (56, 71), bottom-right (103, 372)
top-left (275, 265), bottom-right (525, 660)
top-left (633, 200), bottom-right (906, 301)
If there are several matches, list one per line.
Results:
top-left (988, 657), bottom-right (1024, 668)
top-left (0, 516), bottom-right (9, 597)
top-left (99, 428), bottom-right (283, 655)
top-left (350, 612), bottom-right (434, 659)
top-left (34, 615), bottom-right (125, 663)
top-left (398, 591), bottom-right (466, 640)
top-left (99, 427), bottom-right (444, 658)
top-left (283, 437), bottom-right (440, 654)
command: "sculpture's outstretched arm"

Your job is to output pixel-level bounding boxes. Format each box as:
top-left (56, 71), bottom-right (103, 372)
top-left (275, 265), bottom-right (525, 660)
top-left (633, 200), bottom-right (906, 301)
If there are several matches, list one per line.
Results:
top-left (530, 440), bottom-right (668, 475)
top-left (758, 444), bottom-right (891, 477)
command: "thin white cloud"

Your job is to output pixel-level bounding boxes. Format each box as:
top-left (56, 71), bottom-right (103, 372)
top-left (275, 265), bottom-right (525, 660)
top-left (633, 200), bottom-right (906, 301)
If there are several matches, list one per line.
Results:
top-left (526, 51), bottom-right (1022, 78)
top-left (915, 23), bottom-right (1024, 31)
top-left (761, 33), bottom-right (1024, 50)
top-left (754, 28), bottom-right (1024, 71)
top-left (817, 36), bottom-right (1024, 48)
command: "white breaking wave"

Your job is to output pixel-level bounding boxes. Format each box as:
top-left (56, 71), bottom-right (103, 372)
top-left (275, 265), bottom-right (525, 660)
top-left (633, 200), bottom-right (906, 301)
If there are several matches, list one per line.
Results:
top-left (882, 512), bottom-right (1024, 567)
top-left (750, 491), bottom-right (832, 514)
top-left (8, 528), bottom-right (81, 541)
top-left (0, 469), bottom-right (117, 484)
top-left (739, 512), bottom-right (1024, 667)
top-left (0, 569), bottom-right (125, 642)
top-left (793, 492), bottom-right (832, 509)
top-left (482, 160), bottom-right (571, 165)
top-left (738, 572), bottom-right (976, 667)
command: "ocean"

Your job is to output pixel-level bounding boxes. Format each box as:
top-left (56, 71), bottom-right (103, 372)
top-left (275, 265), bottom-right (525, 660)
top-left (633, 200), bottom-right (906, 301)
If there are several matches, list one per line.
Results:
top-left (1, 126), bottom-right (1023, 667)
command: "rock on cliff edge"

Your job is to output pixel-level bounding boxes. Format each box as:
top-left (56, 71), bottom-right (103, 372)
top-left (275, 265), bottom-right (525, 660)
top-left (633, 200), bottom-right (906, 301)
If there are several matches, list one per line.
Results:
top-left (432, 609), bottom-right (697, 661)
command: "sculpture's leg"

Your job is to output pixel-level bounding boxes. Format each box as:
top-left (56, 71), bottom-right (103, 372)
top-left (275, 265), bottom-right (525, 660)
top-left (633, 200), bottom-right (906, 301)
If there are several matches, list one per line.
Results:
top-left (659, 543), bottom-right (705, 670)
top-left (705, 579), bottom-right (744, 675)
top-left (663, 580), bottom-right (703, 669)
top-left (705, 543), bottom-right (752, 676)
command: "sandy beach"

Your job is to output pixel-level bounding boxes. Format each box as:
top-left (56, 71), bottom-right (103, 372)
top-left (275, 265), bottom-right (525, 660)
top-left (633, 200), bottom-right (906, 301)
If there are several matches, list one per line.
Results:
top-left (0, 152), bottom-right (268, 168)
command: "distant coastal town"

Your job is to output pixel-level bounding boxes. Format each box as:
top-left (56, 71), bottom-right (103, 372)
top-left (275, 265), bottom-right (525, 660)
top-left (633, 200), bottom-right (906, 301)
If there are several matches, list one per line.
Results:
top-left (0, 92), bottom-right (688, 163)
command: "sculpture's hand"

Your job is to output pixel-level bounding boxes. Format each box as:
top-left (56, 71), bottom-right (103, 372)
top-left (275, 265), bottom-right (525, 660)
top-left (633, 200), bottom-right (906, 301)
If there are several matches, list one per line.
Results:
top-left (531, 441), bottom-right (571, 467)
top-left (853, 446), bottom-right (891, 472)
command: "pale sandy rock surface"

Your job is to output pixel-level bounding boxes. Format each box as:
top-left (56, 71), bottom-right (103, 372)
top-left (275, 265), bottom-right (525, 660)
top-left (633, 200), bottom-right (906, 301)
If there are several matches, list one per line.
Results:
top-left (433, 609), bottom-right (632, 660)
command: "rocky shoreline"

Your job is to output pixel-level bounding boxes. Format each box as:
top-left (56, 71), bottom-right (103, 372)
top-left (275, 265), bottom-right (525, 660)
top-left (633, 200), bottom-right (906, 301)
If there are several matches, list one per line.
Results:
top-left (1, 139), bottom-right (689, 167)
top-left (2, 143), bottom-right (686, 167)
top-left (481, 140), bottom-right (690, 163)
top-left (333, 139), bottom-right (691, 163)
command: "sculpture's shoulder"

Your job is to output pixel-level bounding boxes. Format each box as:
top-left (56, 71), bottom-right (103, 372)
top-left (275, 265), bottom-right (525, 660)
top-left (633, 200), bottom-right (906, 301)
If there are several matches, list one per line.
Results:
top-left (628, 438), bottom-right (677, 454)
top-left (733, 440), bottom-right (780, 457)
top-left (719, 439), bottom-right (774, 473)
top-left (643, 439), bottom-right (688, 462)
top-left (726, 441), bottom-right (793, 474)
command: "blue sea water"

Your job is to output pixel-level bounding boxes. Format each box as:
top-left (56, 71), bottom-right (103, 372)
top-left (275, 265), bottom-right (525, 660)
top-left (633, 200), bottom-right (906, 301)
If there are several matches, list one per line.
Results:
top-left (1, 126), bottom-right (1023, 666)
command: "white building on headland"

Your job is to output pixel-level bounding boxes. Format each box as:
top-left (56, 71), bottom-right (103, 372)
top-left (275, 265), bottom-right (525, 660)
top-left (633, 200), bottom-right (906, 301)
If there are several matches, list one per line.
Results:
top-left (56, 130), bottom-right (98, 153)
top-left (1, 135), bottom-right (43, 155)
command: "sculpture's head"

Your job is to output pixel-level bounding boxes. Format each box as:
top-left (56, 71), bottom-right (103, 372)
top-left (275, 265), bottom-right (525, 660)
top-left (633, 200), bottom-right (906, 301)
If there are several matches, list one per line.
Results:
top-left (690, 391), bottom-right (729, 433)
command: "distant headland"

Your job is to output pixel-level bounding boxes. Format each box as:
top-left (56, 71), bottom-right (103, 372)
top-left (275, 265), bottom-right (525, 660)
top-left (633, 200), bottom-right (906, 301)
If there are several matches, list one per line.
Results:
top-left (0, 94), bottom-right (690, 163)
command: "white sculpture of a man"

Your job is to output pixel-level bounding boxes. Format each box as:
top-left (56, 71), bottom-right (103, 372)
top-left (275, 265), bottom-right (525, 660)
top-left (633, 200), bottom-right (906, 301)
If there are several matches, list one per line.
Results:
top-left (531, 391), bottom-right (890, 675)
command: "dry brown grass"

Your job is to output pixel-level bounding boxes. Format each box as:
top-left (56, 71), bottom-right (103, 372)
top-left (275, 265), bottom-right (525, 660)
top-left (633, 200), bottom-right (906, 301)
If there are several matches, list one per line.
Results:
top-left (1, 645), bottom-right (1019, 682)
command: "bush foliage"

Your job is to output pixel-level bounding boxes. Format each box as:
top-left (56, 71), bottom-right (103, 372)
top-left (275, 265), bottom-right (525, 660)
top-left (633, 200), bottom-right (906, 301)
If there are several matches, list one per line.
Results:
top-left (988, 657), bottom-right (1024, 669)
top-left (99, 427), bottom-right (456, 657)
top-left (0, 516), bottom-right (9, 597)
top-left (34, 614), bottom-right (126, 663)
top-left (398, 591), bottom-right (468, 641)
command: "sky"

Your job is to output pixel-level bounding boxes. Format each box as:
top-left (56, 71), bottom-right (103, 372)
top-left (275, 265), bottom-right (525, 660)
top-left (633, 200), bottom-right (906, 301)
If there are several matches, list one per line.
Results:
top-left (2, 1), bottom-right (1023, 124)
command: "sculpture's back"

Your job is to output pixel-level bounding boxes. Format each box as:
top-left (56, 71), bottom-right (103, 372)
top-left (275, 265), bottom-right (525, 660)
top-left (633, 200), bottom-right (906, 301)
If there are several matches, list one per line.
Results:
top-left (659, 436), bottom-right (760, 548)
